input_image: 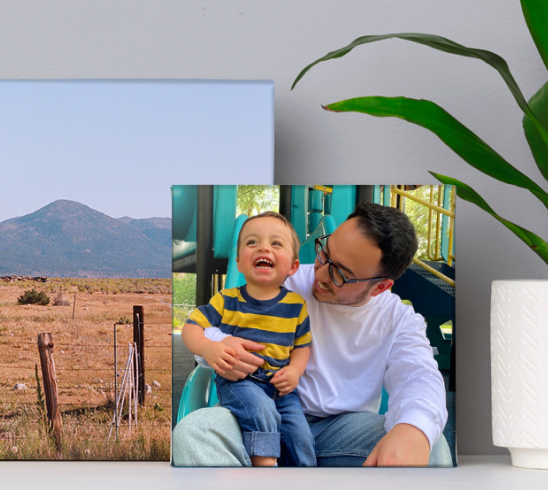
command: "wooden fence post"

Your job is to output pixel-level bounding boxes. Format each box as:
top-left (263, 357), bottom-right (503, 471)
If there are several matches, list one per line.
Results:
top-left (133, 305), bottom-right (145, 406)
top-left (37, 333), bottom-right (62, 448)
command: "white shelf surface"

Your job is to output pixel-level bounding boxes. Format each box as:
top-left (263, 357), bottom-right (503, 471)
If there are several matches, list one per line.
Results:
top-left (3, 456), bottom-right (548, 489)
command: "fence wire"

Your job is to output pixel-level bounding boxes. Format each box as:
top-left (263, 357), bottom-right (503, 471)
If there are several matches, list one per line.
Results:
top-left (0, 342), bottom-right (172, 348)
top-left (1, 365), bottom-right (171, 372)
top-left (1, 421), bottom-right (171, 428)
top-left (1, 328), bottom-right (172, 420)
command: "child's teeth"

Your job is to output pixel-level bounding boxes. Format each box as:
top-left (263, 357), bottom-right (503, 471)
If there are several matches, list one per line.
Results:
top-left (255, 258), bottom-right (273, 269)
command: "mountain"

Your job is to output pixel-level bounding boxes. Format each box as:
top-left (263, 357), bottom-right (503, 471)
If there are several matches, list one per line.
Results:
top-left (116, 216), bottom-right (171, 245)
top-left (0, 200), bottom-right (171, 278)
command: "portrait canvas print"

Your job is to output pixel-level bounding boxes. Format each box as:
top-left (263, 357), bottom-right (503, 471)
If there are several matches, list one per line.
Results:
top-left (172, 184), bottom-right (457, 467)
top-left (0, 80), bottom-right (274, 460)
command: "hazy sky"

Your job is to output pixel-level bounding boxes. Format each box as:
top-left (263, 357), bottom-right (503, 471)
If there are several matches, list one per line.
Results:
top-left (0, 80), bottom-right (274, 222)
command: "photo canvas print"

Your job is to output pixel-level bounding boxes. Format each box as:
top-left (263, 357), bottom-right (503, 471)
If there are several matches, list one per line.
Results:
top-left (172, 184), bottom-right (456, 467)
top-left (0, 80), bottom-right (274, 460)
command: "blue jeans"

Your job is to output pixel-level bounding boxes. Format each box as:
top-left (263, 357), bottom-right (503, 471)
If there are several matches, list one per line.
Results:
top-left (172, 406), bottom-right (453, 467)
top-left (214, 376), bottom-right (316, 466)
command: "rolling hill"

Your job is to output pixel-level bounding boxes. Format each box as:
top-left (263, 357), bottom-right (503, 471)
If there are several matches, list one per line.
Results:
top-left (0, 200), bottom-right (171, 278)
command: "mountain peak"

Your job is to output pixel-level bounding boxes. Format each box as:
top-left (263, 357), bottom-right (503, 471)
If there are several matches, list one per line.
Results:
top-left (39, 199), bottom-right (101, 214)
top-left (45, 199), bottom-right (83, 208)
top-left (0, 201), bottom-right (171, 278)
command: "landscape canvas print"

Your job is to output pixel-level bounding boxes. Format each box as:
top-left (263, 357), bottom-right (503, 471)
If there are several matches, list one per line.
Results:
top-left (172, 184), bottom-right (457, 467)
top-left (0, 80), bottom-right (274, 460)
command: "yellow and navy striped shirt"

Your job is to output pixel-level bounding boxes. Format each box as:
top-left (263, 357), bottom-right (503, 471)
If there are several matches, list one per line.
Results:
top-left (187, 285), bottom-right (311, 381)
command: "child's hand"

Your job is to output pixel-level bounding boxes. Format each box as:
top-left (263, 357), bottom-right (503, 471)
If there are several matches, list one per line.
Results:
top-left (270, 365), bottom-right (300, 395)
top-left (202, 341), bottom-right (236, 374)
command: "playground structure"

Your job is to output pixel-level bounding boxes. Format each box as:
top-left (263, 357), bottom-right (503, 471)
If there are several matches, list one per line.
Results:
top-left (172, 185), bottom-right (455, 445)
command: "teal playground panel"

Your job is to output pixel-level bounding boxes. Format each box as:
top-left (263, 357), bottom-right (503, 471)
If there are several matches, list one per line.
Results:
top-left (330, 185), bottom-right (356, 228)
top-left (172, 186), bottom-right (198, 265)
top-left (213, 185), bottom-right (238, 260)
top-left (172, 185), bottom-right (239, 267)
top-left (224, 214), bottom-right (248, 289)
top-left (290, 185), bottom-right (308, 244)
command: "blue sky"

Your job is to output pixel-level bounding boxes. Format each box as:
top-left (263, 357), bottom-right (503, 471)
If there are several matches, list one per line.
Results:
top-left (0, 80), bottom-right (274, 222)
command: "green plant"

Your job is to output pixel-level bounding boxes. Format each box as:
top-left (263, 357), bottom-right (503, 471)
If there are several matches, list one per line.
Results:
top-left (292, 0), bottom-right (548, 266)
top-left (172, 273), bottom-right (197, 306)
top-left (237, 185), bottom-right (280, 216)
top-left (115, 316), bottom-right (132, 325)
top-left (17, 289), bottom-right (50, 306)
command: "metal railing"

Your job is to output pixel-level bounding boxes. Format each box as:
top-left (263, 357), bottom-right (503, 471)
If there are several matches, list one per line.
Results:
top-left (389, 185), bottom-right (455, 287)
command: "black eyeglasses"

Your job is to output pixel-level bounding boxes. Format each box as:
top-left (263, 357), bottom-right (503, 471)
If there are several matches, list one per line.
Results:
top-left (314, 234), bottom-right (386, 287)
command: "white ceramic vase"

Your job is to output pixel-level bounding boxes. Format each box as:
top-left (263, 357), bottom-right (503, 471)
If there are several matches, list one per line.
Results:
top-left (491, 280), bottom-right (548, 469)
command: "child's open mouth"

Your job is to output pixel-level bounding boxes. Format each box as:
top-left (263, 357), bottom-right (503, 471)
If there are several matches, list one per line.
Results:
top-left (254, 258), bottom-right (274, 270)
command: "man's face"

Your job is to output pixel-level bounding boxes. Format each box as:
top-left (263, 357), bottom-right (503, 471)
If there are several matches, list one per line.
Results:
top-left (312, 218), bottom-right (391, 307)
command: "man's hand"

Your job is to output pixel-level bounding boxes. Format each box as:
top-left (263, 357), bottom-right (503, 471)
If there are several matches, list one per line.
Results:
top-left (270, 365), bottom-right (300, 395)
top-left (201, 341), bottom-right (236, 375)
top-left (217, 336), bottom-right (265, 381)
top-left (363, 423), bottom-right (430, 467)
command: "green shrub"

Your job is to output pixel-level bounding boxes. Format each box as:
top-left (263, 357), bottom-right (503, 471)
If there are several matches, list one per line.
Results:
top-left (17, 289), bottom-right (50, 306)
top-left (115, 316), bottom-right (132, 325)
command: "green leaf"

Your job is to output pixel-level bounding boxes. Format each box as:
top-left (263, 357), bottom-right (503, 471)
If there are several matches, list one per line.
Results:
top-left (430, 172), bottom-right (548, 266)
top-left (324, 96), bottom-right (548, 210)
top-left (521, 0), bottom-right (548, 73)
top-left (292, 33), bottom-right (548, 148)
top-left (523, 81), bottom-right (548, 181)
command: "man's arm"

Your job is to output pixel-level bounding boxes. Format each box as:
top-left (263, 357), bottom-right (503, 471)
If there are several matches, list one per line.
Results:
top-left (369, 305), bottom-right (447, 466)
top-left (200, 327), bottom-right (265, 380)
top-left (181, 323), bottom-right (236, 374)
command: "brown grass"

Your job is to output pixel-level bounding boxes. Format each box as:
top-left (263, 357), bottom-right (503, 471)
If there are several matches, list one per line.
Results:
top-left (0, 279), bottom-right (172, 460)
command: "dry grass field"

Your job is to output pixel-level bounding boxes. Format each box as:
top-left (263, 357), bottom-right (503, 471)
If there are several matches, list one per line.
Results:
top-left (0, 278), bottom-right (172, 460)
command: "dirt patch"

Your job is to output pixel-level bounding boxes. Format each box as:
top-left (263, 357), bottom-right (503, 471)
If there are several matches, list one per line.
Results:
top-left (0, 279), bottom-right (172, 460)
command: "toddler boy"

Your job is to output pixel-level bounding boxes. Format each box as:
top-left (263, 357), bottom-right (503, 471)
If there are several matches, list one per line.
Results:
top-left (182, 211), bottom-right (316, 466)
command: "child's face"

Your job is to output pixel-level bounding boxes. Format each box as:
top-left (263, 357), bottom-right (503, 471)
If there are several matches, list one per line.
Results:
top-left (236, 217), bottom-right (299, 290)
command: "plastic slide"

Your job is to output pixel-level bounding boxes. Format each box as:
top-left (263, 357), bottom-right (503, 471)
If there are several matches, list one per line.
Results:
top-left (177, 214), bottom-right (247, 422)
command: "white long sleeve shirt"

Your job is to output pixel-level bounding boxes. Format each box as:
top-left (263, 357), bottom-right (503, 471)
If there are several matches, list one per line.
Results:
top-left (200, 264), bottom-right (447, 450)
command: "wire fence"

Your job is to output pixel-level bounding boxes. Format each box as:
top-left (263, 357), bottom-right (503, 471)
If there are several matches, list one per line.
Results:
top-left (1, 335), bottom-right (171, 459)
top-left (1, 321), bottom-right (172, 424)
top-left (3, 421), bottom-right (171, 428)
top-left (0, 365), bottom-right (171, 373)
top-left (1, 342), bottom-right (172, 347)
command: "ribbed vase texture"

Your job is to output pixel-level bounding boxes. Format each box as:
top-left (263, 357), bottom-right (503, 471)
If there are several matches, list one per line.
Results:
top-left (491, 280), bottom-right (548, 469)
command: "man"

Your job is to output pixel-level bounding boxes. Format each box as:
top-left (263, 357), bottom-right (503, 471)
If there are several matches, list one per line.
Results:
top-left (173, 203), bottom-right (452, 467)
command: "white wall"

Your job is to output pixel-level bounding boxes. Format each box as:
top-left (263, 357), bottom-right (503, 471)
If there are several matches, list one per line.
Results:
top-left (2, 0), bottom-right (547, 455)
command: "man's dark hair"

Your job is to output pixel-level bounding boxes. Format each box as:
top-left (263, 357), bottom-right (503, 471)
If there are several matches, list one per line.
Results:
top-left (347, 203), bottom-right (418, 280)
